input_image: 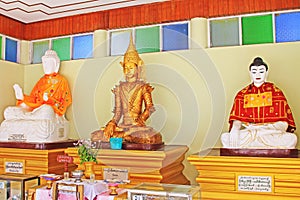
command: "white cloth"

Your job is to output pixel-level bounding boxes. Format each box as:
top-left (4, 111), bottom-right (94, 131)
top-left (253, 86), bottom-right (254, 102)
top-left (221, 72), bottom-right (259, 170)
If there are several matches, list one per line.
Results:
top-left (54, 179), bottom-right (108, 200)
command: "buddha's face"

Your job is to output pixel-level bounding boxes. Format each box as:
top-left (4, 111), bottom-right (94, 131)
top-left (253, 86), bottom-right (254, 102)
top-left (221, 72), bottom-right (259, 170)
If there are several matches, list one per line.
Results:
top-left (250, 65), bottom-right (268, 87)
top-left (123, 62), bottom-right (138, 80)
top-left (42, 56), bottom-right (59, 75)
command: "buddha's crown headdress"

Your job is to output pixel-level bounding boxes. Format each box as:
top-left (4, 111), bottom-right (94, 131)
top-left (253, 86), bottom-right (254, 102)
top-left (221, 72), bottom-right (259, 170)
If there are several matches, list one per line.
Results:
top-left (120, 33), bottom-right (144, 68)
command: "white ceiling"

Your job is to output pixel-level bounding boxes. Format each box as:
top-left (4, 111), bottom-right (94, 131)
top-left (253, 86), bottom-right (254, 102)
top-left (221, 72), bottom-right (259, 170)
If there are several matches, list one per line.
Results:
top-left (0, 0), bottom-right (167, 23)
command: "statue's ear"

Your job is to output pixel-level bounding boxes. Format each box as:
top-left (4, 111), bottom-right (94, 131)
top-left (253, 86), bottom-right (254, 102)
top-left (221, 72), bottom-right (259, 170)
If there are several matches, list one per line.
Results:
top-left (55, 63), bottom-right (60, 73)
top-left (248, 68), bottom-right (253, 81)
top-left (137, 60), bottom-right (144, 67)
top-left (264, 70), bottom-right (269, 82)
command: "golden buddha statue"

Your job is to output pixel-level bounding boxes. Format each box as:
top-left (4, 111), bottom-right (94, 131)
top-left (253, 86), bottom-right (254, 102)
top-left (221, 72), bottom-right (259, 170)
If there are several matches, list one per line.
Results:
top-left (91, 34), bottom-right (162, 145)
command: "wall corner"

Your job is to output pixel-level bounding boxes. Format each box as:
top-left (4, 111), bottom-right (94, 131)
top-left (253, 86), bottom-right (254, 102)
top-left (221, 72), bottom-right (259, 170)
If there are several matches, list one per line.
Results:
top-left (190, 17), bottom-right (208, 49)
top-left (94, 29), bottom-right (108, 58)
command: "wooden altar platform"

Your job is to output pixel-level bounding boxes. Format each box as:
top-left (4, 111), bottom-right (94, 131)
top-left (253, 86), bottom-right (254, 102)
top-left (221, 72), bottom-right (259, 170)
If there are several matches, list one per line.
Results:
top-left (0, 140), bottom-right (77, 175)
top-left (188, 148), bottom-right (300, 200)
top-left (65, 145), bottom-right (190, 187)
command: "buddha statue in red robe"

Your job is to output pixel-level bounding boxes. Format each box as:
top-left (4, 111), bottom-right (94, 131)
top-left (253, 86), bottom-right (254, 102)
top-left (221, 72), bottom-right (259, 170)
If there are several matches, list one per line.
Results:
top-left (221, 57), bottom-right (297, 149)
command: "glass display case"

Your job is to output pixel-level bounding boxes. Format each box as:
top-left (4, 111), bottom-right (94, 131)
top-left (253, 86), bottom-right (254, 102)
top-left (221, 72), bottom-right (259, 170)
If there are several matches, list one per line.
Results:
top-left (0, 173), bottom-right (40, 200)
top-left (127, 183), bottom-right (201, 200)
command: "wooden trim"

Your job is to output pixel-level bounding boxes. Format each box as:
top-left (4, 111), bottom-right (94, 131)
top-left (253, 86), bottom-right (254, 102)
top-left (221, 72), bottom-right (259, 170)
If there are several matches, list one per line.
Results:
top-left (1, 0), bottom-right (300, 40)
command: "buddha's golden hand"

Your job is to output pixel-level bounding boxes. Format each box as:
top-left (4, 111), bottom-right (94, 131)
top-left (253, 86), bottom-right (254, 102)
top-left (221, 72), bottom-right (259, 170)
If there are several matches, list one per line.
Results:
top-left (104, 120), bottom-right (116, 138)
top-left (133, 117), bottom-right (145, 126)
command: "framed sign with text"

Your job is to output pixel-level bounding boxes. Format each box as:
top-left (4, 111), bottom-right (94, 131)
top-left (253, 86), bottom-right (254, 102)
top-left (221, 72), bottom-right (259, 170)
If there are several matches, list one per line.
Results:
top-left (4, 159), bottom-right (25, 174)
top-left (236, 173), bottom-right (274, 193)
top-left (103, 167), bottom-right (128, 181)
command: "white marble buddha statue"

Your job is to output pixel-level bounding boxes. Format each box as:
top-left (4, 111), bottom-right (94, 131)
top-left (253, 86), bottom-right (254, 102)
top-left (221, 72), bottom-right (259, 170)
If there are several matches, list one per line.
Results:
top-left (0, 50), bottom-right (72, 142)
top-left (221, 57), bottom-right (297, 149)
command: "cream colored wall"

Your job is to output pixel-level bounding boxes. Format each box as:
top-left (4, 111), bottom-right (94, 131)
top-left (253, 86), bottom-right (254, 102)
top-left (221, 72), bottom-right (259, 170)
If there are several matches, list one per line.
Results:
top-left (1, 18), bottom-right (300, 184)
top-left (0, 61), bottom-right (24, 122)
top-left (17, 42), bottom-right (300, 184)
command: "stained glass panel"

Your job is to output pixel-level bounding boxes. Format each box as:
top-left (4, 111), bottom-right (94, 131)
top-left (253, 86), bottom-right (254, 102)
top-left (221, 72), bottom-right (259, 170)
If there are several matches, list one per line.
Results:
top-left (136, 26), bottom-right (160, 53)
top-left (162, 23), bottom-right (189, 50)
top-left (275, 12), bottom-right (300, 43)
top-left (242, 14), bottom-right (273, 45)
top-left (5, 38), bottom-right (18, 62)
top-left (73, 34), bottom-right (93, 59)
top-left (52, 37), bottom-right (71, 61)
top-left (32, 40), bottom-right (49, 63)
top-left (210, 18), bottom-right (239, 47)
top-left (110, 30), bottom-right (131, 56)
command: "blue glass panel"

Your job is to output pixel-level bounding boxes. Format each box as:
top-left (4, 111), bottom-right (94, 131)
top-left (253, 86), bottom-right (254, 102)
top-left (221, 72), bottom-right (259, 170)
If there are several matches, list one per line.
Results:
top-left (275, 12), bottom-right (300, 43)
top-left (73, 34), bottom-right (93, 59)
top-left (32, 40), bottom-right (49, 64)
top-left (210, 18), bottom-right (239, 47)
top-left (110, 30), bottom-right (131, 56)
top-left (163, 23), bottom-right (189, 51)
top-left (5, 38), bottom-right (18, 62)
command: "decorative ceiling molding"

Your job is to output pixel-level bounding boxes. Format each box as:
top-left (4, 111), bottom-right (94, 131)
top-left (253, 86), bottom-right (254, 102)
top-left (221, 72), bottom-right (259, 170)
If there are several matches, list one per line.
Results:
top-left (0, 0), bottom-right (167, 23)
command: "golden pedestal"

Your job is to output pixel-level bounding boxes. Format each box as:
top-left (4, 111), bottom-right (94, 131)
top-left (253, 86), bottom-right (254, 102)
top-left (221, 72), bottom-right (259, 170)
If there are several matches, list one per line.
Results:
top-left (65, 145), bottom-right (190, 187)
top-left (188, 148), bottom-right (300, 200)
top-left (0, 141), bottom-right (77, 175)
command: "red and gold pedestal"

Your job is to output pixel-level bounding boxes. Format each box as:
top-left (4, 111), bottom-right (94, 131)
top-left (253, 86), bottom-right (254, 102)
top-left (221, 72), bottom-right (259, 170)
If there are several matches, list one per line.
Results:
top-left (65, 145), bottom-right (190, 187)
top-left (188, 148), bottom-right (300, 200)
top-left (0, 140), bottom-right (77, 176)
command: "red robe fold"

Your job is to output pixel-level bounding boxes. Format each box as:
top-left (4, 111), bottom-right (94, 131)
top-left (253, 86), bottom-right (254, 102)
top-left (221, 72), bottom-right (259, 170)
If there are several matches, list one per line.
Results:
top-left (229, 82), bottom-right (296, 132)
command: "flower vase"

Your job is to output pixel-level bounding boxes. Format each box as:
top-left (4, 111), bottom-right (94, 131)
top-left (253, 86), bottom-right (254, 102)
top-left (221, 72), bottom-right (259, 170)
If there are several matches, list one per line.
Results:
top-left (84, 162), bottom-right (95, 179)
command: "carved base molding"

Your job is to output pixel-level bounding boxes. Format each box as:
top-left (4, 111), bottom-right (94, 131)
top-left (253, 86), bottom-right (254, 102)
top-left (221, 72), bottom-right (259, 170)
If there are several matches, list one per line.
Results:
top-left (220, 148), bottom-right (298, 158)
top-left (188, 148), bottom-right (300, 200)
top-left (0, 140), bottom-right (77, 178)
top-left (0, 139), bottom-right (77, 150)
top-left (66, 145), bottom-right (190, 187)
top-left (97, 141), bottom-right (164, 151)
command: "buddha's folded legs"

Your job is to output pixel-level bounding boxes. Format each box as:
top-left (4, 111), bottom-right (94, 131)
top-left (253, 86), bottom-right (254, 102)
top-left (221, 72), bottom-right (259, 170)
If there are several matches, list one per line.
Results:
top-left (221, 129), bottom-right (297, 149)
top-left (4, 104), bottom-right (55, 120)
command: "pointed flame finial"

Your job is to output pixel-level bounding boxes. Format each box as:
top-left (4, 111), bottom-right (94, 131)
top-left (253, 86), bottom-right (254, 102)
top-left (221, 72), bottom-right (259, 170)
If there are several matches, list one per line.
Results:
top-left (120, 32), bottom-right (144, 67)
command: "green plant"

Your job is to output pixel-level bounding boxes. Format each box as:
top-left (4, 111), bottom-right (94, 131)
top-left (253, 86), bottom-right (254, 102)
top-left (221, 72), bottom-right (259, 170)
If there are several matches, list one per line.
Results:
top-left (74, 139), bottom-right (99, 164)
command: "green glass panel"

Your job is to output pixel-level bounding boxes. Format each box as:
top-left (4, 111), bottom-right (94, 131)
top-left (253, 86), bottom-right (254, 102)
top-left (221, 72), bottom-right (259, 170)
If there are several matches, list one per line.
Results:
top-left (52, 37), bottom-right (71, 61)
top-left (0, 36), bottom-right (2, 59)
top-left (242, 14), bottom-right (273, 45)
top-left (136, 26), bottom-right (160, 53)
top-left (32, 40), bottom-right (49, 63)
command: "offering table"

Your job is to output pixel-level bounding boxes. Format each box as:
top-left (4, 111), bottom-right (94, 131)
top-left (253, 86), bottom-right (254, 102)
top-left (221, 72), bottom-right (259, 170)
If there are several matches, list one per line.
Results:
top-left (31, 180), bottom-right (126, 200)
top-left (188, 148), bottom-right (300, 200)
